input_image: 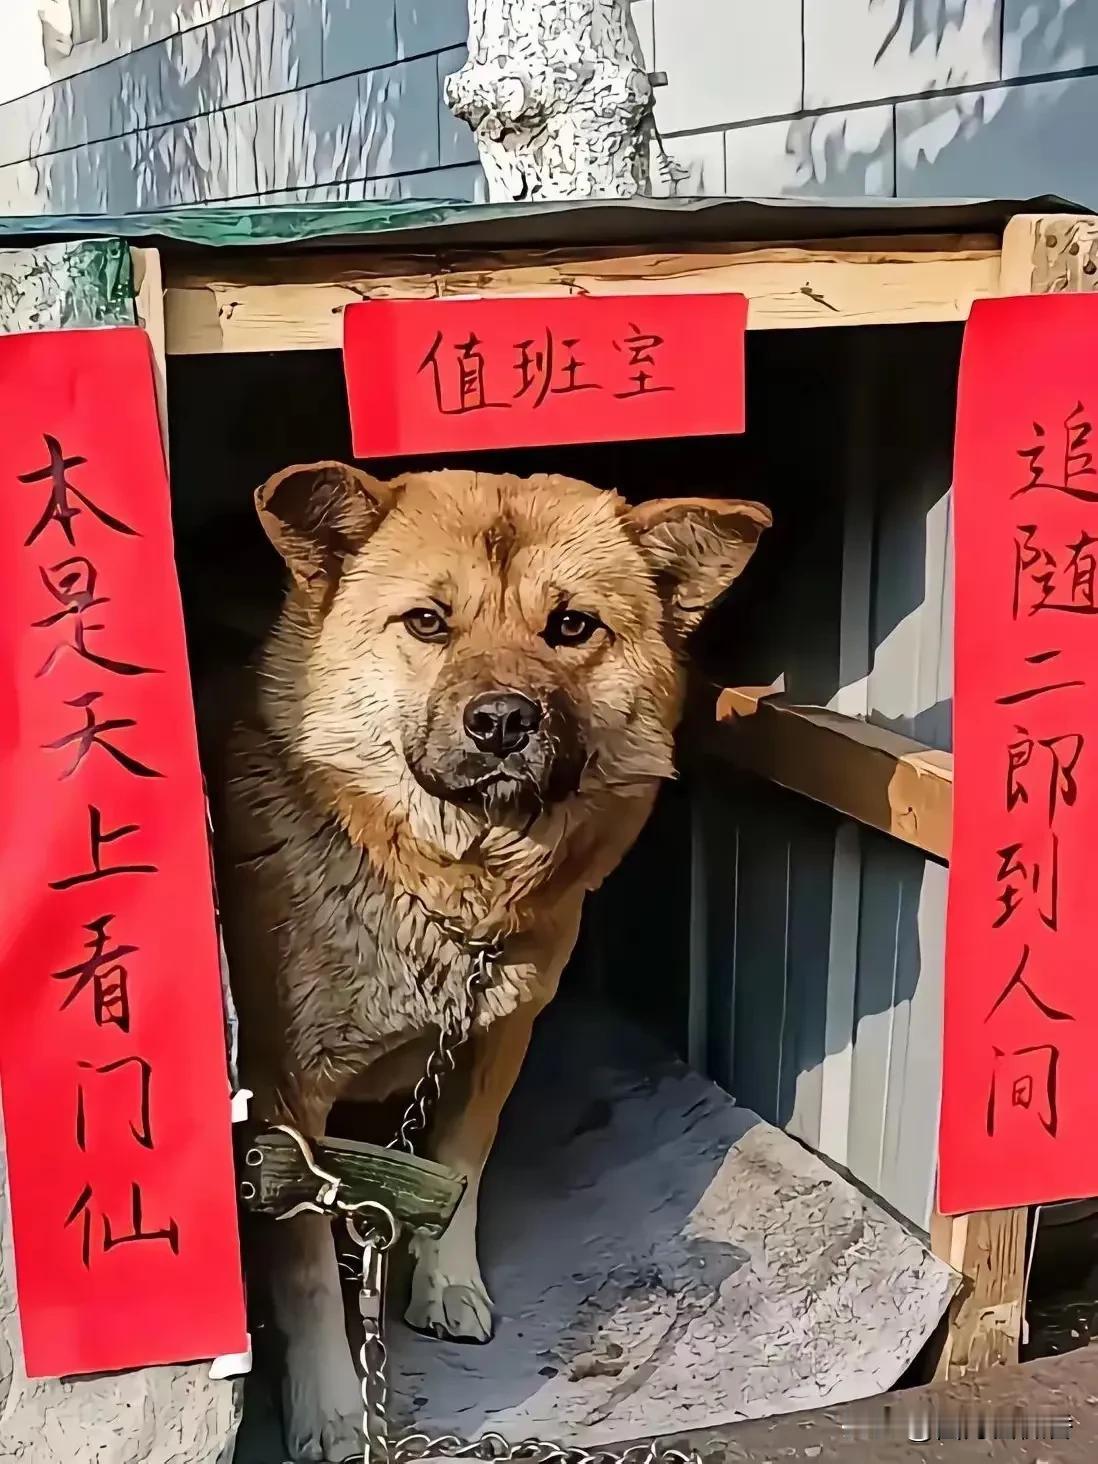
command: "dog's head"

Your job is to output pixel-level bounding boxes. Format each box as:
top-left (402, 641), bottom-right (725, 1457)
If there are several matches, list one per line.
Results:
top-left (256, 464), bottom-right (769, 832)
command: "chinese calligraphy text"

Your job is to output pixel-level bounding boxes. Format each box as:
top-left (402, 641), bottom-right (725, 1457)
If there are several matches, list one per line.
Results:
top-left (942, 294), bottom-right (1098, 1213)
top-left (343, 294), bottom-right (748, 457)
top-left (0, 327), bottom-right (246, 1378)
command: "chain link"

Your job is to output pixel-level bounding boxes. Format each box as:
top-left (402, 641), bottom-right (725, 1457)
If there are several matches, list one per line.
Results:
top-left (279, 909), bottom-right (702, 1464)
top-left (347, 1219), bottom-right (701, 1464)
top-left (389, 940), bottom-right (497, 1154)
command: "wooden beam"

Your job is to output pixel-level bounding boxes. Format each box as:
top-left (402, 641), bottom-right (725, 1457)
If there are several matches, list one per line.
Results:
top-left (1000, 212), bottom-right (1098, 295)
top-left (131, 247), bottom-right (169, 454)
top-left (162, 234), bottom-right (1002, 354)
top-left (713, 687), bottom-right (953, 860)
top-left (930, 1210), bottom-right (1028, 1381)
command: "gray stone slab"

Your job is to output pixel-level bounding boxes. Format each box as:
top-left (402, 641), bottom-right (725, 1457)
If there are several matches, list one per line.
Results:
top-left (390, 999), bottom-right (956, 1445)
top-left (360, 54), bottom-right (440, 177)
top-left (237, 997), bottom-right (955, 1459)
top-left (654, 130), bottom-right (726, 196)
top-left (1004, 0), bottom-right (1098, 78)
top-left (721, 107), bottom-right (895, 198)
top-left (397, 0), bottom-right (468, 59)
top-left (398, 161), bottom-right (486, 201)
top-left (653, 0), bottom-right (802, 133)
top-left (804, 0), bottom-right (1001, 110)
top-left (438, 45), bottom-right (476, 167)
top-left (322, 0), bottom-right (397, 79)
top-left (896, 74), bottom-right (1098, 206)
top-left (0, 90), bottom-right (47, 168)
top-left (631, 0), bottom-right (655, 71)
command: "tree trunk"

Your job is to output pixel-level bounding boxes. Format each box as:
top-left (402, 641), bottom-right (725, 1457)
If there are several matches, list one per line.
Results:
top-left (445, 0), bottom-right (653, 202)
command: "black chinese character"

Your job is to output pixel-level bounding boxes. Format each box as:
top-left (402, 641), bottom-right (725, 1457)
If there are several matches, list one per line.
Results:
top-left (35, 557), bottom-right (156, 678)
top-left (419, 331), bottom-right (510, 415)
top-left (17, 435), bottom-right (138, 547)
top-left (986, 1043), bottom-right (1060, 1138)
top-left (75, 1056), bottom-right (154, 1151)
top-left (65, 1181), bottom-right (179, 1269)
top-left (613, 325), bottom-right (673, 399)
top-left (1005, 728), bottom-right (1084, 825)
top-left (995, 649), bottom-right (1084, 705)
top-left (43, 690), bottom-right (161, 780)
top-left (50, 805), bottom-right (157, 891)
top-left (1013, 526), bottom-right (1098, 618)
top-left (985, 944), bottom-right (1074, 1024)
top-left (993, 836), bottom-right (1059, 930)
top-left (513, 332), bottom-right (599, 405)
top-left (53, 914), bottom-right (137, 1030)
top-left (1015, 403), bottom-right (1098, 502)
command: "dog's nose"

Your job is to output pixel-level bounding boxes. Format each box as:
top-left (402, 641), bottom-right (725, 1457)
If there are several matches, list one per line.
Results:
top-left (463, 691), bottom-right (542, 757)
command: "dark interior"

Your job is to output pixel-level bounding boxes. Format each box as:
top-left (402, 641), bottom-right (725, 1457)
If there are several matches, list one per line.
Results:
top-left (163, 322), bottom-right (1090, 1448)
top-left (167, 328), bottom-right (859, 1066)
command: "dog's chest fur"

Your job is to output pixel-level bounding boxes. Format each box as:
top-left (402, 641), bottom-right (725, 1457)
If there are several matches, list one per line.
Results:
top-left (223, 731), bottom-right (546, 1102)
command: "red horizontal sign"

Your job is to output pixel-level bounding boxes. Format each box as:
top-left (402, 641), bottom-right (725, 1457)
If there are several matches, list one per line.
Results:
top-left (343, 293), bottom-right (747, 456)
top-left (0, 327), bottom-right (247, 1376)
top-left (941, 294), bottom-right (1098, 1213)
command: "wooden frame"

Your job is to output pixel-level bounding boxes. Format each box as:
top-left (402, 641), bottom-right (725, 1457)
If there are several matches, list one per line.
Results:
top-left (161, 232), bottom-right (1001, 355)
top-left (143, 212), bottom-right (1098, 1384)
top-left (714, 688), bottom-right (953, 861)
top-left (154, 214), bottom-right (1093, 357)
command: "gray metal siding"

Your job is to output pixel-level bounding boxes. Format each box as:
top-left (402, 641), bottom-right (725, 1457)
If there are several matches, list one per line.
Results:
top-left (688, 770), bottom-right (944, 1230)
top-left (3, 0), bottom-right (1098, 210)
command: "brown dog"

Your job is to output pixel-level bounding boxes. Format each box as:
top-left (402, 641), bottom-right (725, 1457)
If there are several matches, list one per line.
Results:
top-left (219, 463), bottom-right (769, 1462)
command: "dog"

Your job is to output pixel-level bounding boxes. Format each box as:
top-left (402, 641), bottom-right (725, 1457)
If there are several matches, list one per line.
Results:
top-left (218, 462), bottom-right (769, 1462)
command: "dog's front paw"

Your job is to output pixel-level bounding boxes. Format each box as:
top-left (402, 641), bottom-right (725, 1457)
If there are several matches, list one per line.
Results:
top-left (286, 1406), bottom-right (362, 1463)
top-left (283, 1356), bottom-right (363, 1462)
top-left (405, 1236), bottom-right (494, 1342)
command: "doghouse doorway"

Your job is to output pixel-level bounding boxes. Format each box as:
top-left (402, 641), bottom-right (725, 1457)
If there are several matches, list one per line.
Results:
top-left (166, 327), bottom-right (958, 1456)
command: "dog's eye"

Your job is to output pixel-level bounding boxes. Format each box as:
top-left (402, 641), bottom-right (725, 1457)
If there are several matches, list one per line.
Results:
top-left (543, 609), bottom-right (602, 647)
top-left (402, 607), bottom-right (449, 643)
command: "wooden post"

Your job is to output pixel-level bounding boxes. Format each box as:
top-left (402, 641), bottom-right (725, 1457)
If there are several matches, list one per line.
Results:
top-left (930, 1210), bottom-right (1028, 1381)
top-left (131, 247), bottom-right (169, 454)
top-left (930, 212), bottom-right (1098, 1381)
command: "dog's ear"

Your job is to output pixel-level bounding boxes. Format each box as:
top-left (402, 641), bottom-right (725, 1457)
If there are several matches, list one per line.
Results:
top-left (255, 461), bottom-right (397, 608)
top-left (628, 497), bottom-right (772, 638)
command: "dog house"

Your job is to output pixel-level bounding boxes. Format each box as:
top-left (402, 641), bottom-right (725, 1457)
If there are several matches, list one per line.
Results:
top-left (0, 196), bottom-right (1095, 1463)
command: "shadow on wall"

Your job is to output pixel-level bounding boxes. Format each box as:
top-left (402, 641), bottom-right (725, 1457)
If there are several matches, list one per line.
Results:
top-left (661, 0), bottom-right (1097, 204)
top-left (20, 0), bottom-right (481, 211)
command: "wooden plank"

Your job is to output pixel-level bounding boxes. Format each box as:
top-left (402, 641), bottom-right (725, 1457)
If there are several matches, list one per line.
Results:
top-left (241, 1130), bottom-right (465, 1238)
top-left (713, 687), bottom-right (953, 860)
top-left (131, 247), bottom-right (169, 454)
top-left (930, 1209), bottom-right (1028, 1381)
top-left (162, 235), bottom-right (1002, 354)
top-left (1000, 212), bottom-right (1098, 296)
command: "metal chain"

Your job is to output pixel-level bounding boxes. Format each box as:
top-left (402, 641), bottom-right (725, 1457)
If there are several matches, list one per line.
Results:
top-left (389, 922), bottom-right (501, 1154)
top-left (349, 1215), bottom-right (701, 1464)
top-left (287, 910), bottom-right (703, 1464)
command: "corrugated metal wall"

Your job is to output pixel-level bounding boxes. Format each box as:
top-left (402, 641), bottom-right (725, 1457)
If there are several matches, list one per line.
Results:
top-left (588, 324), bottom-right (962, 1233)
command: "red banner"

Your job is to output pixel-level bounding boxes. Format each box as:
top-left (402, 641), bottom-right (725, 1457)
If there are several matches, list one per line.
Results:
top-left (343, 293), bottom-right (747, 457)
top-left (0, 327), bottom-right (247, 1376)
top-left (942, 294), bottom-right (1098, 1213)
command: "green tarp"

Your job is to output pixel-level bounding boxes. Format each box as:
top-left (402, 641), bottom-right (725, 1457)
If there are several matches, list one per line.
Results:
top-left (0, 194), bottom-right (1086, 254)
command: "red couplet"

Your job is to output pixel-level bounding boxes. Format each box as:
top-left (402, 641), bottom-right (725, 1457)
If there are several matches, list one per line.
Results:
top-left (0, 328), bottom-right (247, 1377)
top-left (942, 293), bottom-right (1098, 1213)
top-left (343, 293), bottom-right (747, 457)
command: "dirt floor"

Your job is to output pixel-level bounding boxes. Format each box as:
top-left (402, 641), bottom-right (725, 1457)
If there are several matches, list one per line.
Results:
top-left (661, 1344), bottom-right (1097, 1462)
top-left (1025, 1205), bottom-right (1098, 1363)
